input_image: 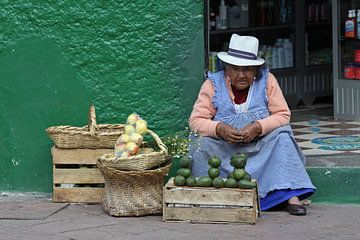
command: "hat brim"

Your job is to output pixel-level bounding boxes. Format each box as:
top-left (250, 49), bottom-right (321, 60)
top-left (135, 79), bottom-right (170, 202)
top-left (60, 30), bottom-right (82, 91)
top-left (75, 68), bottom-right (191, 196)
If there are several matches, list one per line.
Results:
top-left (217, 52), bottom-right (265, 66)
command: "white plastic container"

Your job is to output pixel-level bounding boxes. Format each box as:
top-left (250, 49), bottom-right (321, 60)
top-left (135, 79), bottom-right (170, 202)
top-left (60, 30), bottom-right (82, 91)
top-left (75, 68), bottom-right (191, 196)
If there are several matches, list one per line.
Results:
top-left (228, 5), bottom-right (241, 28)
top-left (277, 44), bottom-right (285, 69)
top-left (272, 46), bottom-right (278, 69)
top-left (237, 0), bottom-right (249, 28)
top-left (283, 39), bottom-right (293, 68)
top-left (219, 0), bottom-right (227, 30)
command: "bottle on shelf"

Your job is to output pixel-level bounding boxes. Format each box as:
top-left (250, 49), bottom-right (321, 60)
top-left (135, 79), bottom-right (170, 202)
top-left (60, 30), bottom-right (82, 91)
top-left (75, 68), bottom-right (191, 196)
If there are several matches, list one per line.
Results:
top-left (219, 0), bottom-right (227, 30)
top-left (286, 0), bottom-right (294, 24)
top-left (267, 0), bottom-right (274, 25)
top-left (308, 0), bottom-right (316, 22)
top-left (345, 9), bottom-right (356, 39)
top-left (228, 3), bottom-right (241, 29)
top-left (265, 45), bottom-right (273, 69)
top-left (283, 39), bottom-right (293, 68)
top-left (276, 40), bottom-right (285, 68)
top-left (257, 0), bottom-right (267, 26)
top-left (272, 46), bottom-right (279, 69)
top-left (279, 0), bottom-right (287, 24)
top-left (238, 0), bottom-right (249, 28)
top-left (357, 9), bottom-right (360, 39)
top-left (216, 14), bottom-right (221, 30)
top-left (210, 12), bottom-right (216, 30)
top-left (321, 0), bottom-right (329, 21)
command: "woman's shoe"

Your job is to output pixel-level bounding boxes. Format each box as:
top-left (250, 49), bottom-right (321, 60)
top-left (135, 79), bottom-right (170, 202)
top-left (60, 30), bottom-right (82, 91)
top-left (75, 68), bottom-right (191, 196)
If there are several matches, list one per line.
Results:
top-left (286, 204), bottom-right (307, 216)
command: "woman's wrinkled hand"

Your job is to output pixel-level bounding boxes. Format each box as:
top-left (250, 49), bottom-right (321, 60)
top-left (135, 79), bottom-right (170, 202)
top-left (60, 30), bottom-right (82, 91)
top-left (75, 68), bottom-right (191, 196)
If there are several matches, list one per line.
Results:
top-left (239, 122), bottom-right (262, 143)
top-left (216, 122), bottom-right (243, 143)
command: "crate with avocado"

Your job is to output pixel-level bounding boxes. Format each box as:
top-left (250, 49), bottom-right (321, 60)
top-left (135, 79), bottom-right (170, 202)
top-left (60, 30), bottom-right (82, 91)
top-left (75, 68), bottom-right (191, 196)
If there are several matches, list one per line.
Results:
top-left (163, 154), bottom-right (260, 224)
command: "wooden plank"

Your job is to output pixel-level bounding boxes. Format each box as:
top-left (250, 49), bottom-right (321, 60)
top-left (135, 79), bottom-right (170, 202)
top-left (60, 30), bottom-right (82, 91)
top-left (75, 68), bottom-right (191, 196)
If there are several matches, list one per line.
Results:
top-left (52, 147), bottom-right (111, 164)
top-left (53, 187), bottom-right (103, 203)
top-left (164, 186), bottom-right (255, 207)
top-left (53, 168), bottom-right (104, 184)
top-left (164, 207), bottom-right (257, 224)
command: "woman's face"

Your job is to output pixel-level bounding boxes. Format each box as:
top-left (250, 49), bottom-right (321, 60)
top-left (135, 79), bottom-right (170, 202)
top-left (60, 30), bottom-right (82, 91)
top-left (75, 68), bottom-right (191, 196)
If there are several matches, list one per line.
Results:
top-left (225, 64), bottom-right (258, 91)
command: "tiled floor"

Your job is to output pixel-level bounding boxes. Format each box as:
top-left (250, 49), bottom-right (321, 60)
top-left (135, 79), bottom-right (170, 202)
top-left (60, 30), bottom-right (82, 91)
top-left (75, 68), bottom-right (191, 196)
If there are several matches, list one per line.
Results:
top-left (291, 104), bottom-right (360, 156)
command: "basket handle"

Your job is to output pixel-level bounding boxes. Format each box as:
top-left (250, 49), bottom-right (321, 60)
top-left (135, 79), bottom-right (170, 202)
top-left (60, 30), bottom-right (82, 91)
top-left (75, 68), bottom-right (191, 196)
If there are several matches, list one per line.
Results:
top-left (147, 129), bottom-right (168, 156)
top-left (88, 105), bottom-right (99, 136)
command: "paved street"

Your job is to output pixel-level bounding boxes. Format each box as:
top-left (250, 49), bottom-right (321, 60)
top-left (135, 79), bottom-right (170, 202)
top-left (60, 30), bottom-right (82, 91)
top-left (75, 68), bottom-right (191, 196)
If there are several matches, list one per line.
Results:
top-left (0, 198), bottom-right (359, 240)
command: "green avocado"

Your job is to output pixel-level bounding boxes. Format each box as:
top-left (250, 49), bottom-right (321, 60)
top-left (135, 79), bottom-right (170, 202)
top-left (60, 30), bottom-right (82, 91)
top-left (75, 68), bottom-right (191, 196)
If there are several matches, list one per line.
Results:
top-left (224, 178), bottom-right (238, 188)
top-left (196, 176), bottom-right (213, 187)
top-left (238, 179), bottom-right (257, 189)
top-left (212, 177), bottom-right (225, 189)
top-left (233, 168), bottom-right (246, 180)
top-left (185, 176), bottom-right (197, 187)
top-left (173, 175), bottom-right (186, 186)
top-left (208, 156), bottom-right (221, 168)
top-left (244, 172), bottom-right (251, 181)
top-left (230, 153), bottom-right (247, 168)
top-left (179, 156), bottom-right (191, 168)
top-left (177, 168), bottom-right (191, 178)
top-left (208, 167), bottom-right (220, 178)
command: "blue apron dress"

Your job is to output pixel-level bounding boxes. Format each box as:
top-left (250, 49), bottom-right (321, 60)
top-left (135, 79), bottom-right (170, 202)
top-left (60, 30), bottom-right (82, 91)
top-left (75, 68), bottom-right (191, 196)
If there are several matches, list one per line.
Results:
top-left (189, 69), bottom-right (315, 210)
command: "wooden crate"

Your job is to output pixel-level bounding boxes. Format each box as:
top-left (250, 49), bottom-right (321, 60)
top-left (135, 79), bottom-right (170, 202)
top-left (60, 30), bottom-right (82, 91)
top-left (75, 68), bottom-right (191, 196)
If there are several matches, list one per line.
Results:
top-left (163, 177), bottom-right (260, 224)
top-left (52, 147), bottom-right (112, 203)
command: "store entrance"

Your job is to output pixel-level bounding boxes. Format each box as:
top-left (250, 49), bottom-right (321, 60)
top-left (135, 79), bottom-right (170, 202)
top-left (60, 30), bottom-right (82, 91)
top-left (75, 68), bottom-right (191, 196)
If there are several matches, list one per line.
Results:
top-left (205, 0), bottom-right (334, 109)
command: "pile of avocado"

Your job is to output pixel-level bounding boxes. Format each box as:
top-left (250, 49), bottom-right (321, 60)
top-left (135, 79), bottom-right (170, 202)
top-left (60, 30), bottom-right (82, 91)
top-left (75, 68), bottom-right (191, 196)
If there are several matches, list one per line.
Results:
top-left (173, 153), bottom-right (256, 189)
top-left (227, 153), bottom-right (256, 189)
top-left (173, 156), bottom-right (197, 187)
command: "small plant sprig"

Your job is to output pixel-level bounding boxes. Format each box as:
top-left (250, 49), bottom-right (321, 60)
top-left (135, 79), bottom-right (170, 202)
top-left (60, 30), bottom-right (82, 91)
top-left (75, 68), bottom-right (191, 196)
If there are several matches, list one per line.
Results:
top-left (164, 127), bottom-right (196, 158)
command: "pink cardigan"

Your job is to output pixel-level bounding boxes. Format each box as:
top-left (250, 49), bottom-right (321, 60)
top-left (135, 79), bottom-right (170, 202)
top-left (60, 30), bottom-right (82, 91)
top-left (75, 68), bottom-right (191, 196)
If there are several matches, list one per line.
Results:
top-left (188, 73), bottom-right (291, 137)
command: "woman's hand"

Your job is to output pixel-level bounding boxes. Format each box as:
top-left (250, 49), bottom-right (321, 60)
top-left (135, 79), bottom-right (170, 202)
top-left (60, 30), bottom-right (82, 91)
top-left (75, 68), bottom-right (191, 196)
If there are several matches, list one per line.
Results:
top-left (239, 122), bottom-right (262, 143)
top-left (216, 122), bottom-right (243, 143)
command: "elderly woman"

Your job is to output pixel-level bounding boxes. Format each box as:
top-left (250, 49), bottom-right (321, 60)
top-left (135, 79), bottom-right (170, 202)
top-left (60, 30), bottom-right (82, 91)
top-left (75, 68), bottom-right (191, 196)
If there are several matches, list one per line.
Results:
top-left (188, 34), bottom-right (315, 216)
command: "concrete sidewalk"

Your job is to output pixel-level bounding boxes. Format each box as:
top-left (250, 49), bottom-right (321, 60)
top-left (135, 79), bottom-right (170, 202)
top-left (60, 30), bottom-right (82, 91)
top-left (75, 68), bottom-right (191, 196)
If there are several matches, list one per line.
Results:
top-left (0, 199), bottom-right (359, 240)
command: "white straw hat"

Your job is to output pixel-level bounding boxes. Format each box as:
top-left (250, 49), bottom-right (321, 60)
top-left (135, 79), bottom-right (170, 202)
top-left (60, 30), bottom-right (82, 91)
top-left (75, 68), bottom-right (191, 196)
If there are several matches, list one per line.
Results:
top-left (217, 34), bottom-right (265, 66)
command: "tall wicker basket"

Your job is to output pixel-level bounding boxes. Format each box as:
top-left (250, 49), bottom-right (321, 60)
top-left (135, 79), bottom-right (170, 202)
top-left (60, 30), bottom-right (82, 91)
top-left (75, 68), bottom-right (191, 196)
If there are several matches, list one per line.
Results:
top-left (97, 160), bottom-right (170, 217)
top-left (46, 105), bottom-right (124, 149)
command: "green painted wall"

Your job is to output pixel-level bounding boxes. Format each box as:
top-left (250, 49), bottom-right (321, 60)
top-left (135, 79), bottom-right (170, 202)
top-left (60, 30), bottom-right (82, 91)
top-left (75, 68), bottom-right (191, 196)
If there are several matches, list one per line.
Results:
top-left (0, 1), bottom-right (204, 192)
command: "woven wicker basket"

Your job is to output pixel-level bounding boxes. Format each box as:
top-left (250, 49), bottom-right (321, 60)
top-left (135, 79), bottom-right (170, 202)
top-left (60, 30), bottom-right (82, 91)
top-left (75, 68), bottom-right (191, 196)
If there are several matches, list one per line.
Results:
top-left (46, 105), bottom-right (124, 149)
top-left (97, 160), bottom-right (170, 217)
top-left (98, 129), bottom-right (169, 171)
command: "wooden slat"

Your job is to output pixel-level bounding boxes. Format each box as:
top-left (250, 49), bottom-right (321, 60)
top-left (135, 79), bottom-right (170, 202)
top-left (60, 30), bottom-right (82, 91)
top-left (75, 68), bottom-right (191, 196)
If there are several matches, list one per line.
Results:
top-left (164, 185), bottom-right (255, 207)
top-left (52, 147), bottom-right (111, 164)
top-left (53, 168), bottom-right (104, 184)
top-left (164, 207), bottom-right (257, 224)
top-left (53, 187), bottom-right (103, 203)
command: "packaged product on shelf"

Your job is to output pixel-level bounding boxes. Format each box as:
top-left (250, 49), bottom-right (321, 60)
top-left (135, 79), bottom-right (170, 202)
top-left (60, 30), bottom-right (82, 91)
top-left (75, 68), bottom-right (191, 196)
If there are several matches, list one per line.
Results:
top-left (345, 10), bottom-right (356, 39)
top-left (283, 39), bottom-right (293, 68)
top-left (354, 48), bottom-right (360, 63)
top-left (210, 12), bottom-right (216, 30)
top-left (209, 52), bottom-right (217, 72)
top-left (239, 0), bottom-right (249, 27)
top-left (355, 64), bottom-right (360, 80)
top-left (344, 63), bottom-right (356, 79)
top-left (228, 4), bottom-right (241, 29)
top-left (357, 9), bottom-right (360, 39)
top-left (219, 0), bottom-right (227, 30)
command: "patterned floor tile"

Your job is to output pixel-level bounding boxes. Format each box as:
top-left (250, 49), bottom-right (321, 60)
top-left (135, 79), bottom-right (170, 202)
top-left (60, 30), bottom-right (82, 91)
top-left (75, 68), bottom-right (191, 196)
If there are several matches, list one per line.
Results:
top-left (324, 130), bottom-right (360, 135)
top-left (291, 120), bottom-right (340, 127)
top-left (293, 127), bottom-right (337, 134)
top-left (294, 133), bottom-right (334, 140)
top-left (319, 123), bottom-right (360, 129)
top-left (302, 148), bottom-right (347, 156)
